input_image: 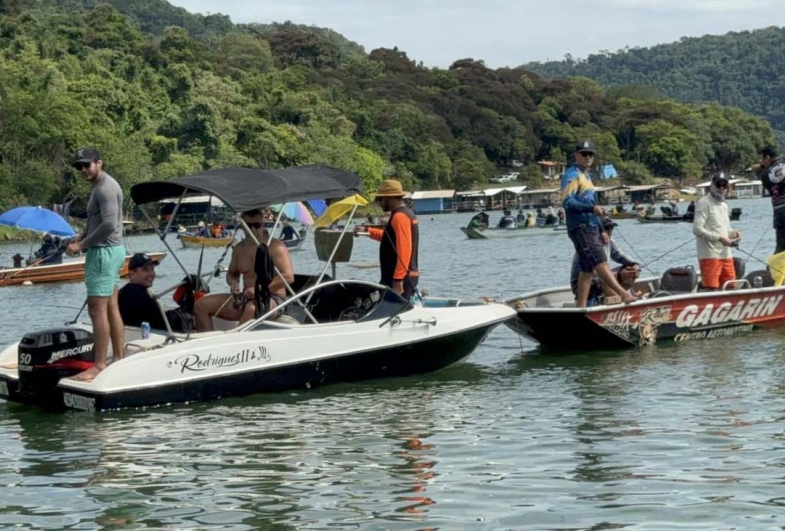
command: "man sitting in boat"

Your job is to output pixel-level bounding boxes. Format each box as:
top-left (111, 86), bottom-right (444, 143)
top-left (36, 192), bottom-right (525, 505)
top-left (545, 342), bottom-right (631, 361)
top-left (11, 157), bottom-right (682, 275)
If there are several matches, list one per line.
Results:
top-left (516, 209), bottom-right (526, 223)
top-left (525, 213), bottom-right (536, 227)
top-left (469, 212), bottom-right (489, 229)
top-left (569, 218), bottom-right (640, 306)
top-left (194, 221), bottom-right (211, 238)
top-left (194, 209), bottom-right (295, 331)
top-left (498, 210), bottom-right (517, 229)
top-left (545, 206), bottom-right (557, 225)
top-left (280, 220), bottom-right (299, 241)
top-left (211, 223), bottom-right (228, 238)
top-left (29, 233), bottom-right (63, 265)
top-left (118, 252), bottom-right (193, 333)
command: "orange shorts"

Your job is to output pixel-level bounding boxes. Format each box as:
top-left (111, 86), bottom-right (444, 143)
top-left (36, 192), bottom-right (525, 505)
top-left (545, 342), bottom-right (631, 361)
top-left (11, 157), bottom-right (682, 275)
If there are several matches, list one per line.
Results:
top-left (699, 258), bottom-right (736, 289)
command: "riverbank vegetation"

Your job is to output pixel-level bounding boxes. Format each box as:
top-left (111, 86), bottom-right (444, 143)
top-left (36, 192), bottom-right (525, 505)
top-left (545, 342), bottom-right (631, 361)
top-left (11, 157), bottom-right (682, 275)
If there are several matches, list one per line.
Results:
top-left (0, 0), bottom-right (777, 215)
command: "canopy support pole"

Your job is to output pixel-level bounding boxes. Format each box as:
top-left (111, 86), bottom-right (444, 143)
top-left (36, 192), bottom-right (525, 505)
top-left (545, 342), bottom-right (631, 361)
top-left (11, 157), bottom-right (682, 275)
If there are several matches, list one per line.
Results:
top-left (238, 216), bottom-right (318, 325)
top-left (306, 204), bottom-right (358, 305)
top-left (161, 189), bottom-right (186, 239)
top-left (140, 204), bottom-right (190, 278)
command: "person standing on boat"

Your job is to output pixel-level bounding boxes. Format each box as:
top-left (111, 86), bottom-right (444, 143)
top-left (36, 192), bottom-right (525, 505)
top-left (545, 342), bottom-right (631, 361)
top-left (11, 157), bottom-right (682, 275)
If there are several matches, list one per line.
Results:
top-left (355, 179), bottom-right (420, 300)
top-left (561, 140), bottom-right (636, 307)
top-left (754, 145), bottom-right (785, 253)
top-left (570, 218), bottom-right (640, 306)
top-left (65, 147), bottom-right (126, 382)
top-left (693, 173), bottom-right (742, 290)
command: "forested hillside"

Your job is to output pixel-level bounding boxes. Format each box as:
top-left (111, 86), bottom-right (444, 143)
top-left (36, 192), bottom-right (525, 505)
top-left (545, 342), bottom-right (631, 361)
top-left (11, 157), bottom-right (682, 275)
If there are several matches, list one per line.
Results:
top-left (524, 27), bottom-right (785, 134)
top-left (0, 0), bottom-right (777, 213)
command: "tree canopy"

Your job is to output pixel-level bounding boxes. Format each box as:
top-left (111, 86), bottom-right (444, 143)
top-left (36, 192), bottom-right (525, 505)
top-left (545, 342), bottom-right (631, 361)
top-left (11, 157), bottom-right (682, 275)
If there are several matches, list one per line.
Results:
top-left (0, 0), bottom-right (778, 214)
top-left (524, 27), bottom-right (785, 137)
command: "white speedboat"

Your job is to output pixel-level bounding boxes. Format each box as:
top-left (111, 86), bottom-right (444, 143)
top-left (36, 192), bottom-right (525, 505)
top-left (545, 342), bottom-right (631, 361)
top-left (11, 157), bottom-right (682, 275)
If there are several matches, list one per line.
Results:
top-left (0, 165), bottom-right (515, 411)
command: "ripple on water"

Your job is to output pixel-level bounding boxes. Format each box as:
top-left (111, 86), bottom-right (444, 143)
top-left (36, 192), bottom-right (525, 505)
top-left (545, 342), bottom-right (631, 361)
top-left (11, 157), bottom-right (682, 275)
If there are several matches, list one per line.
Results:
top-left (1, 199), bottom-right (785, 528)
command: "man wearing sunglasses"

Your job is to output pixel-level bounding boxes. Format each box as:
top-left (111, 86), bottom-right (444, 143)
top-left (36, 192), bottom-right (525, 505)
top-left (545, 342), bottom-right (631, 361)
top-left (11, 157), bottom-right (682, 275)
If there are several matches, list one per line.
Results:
top-left (194, 209), bottom-right (294, 331)
top-left (65, 147), bottom-right (126, 381)
top-left (561, 141), bottom-right (636, 307)
top-left (693, 173), bottom-right (741, 290)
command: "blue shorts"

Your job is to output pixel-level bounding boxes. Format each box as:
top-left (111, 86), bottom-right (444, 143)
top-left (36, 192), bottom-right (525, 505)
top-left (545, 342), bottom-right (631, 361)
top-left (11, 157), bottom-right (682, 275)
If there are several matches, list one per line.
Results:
top-left (85, 245), bottom-right (126, 297)
top-left (569, 226), bottom-right (607, 273)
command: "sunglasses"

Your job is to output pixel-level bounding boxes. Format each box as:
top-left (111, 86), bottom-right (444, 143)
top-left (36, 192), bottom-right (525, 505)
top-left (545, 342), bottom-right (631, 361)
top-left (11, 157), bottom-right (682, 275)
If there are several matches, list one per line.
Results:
top-left (74, 161), bottom-right (92, 170)
top-left (579, 152), bottom-right (595, 158)
top-left (246, 222), bottom-right (264, 229)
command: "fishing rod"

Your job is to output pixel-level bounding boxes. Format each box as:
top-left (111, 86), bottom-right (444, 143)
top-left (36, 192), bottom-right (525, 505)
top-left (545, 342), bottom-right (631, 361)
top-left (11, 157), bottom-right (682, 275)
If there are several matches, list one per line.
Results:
top-left (611, 224), bottom-right (696, 276)
top-left (733, 245), bottom-right (785, 280)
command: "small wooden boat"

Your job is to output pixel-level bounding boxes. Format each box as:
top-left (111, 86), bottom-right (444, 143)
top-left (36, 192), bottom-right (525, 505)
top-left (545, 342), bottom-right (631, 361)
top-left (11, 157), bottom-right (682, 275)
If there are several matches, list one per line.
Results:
top-left (635, 215), bottom-right (687, 224)
top-left (179, 234), bottom-right (234, 248)
top-left (0, 252), bottom-right (167, 287)
top-left (610, 211), bottom-right (641, 220)
top-left (460, 225), bottom-right (565, 240)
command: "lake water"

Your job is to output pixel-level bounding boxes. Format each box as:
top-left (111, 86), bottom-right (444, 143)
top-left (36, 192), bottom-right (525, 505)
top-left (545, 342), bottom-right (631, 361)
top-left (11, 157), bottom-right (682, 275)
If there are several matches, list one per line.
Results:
top-left (2, 198), bottom-right (785, 530)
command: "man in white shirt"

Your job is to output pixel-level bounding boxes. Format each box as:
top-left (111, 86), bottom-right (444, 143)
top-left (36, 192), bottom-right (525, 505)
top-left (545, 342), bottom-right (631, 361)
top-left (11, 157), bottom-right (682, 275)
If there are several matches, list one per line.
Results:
top-left (693, 173), bottom-right (742, 290)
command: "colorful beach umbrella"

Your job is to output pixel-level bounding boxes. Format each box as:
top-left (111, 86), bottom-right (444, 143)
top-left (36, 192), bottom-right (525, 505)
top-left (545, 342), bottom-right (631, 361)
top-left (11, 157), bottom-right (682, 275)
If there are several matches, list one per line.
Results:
top-left (271, 202), bottom-right (314, 225)
top-left (0, 206), bottom-right (76, 238)
top-left (312, 194), bottom-right (369, 229)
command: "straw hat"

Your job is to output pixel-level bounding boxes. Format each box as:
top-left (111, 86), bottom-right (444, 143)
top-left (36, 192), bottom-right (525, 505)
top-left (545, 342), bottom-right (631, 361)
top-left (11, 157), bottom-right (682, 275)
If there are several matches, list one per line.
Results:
top-left (373, 179), bottom-right (407, 198)
top-left (197, 221), bottom-right (205, 227)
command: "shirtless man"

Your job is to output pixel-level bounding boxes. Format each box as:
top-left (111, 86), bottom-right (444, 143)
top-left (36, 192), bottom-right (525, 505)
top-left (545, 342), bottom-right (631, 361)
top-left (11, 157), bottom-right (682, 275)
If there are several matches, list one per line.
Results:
top-left (194, 209), bottom-right (294, 331)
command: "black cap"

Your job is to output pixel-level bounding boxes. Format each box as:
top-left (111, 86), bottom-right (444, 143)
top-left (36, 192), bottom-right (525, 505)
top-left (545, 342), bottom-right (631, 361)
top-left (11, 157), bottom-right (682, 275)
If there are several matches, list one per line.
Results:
top-left (602, 217), bottom-right (617, 230)
top-left (72, 147), bottom-right (101, 167)
top-left (575, 140), bottom-right (596, 153)
top-left (129, 252), bottom-right (159, 270)
top-left (712, 173), bottom-right (729, 186)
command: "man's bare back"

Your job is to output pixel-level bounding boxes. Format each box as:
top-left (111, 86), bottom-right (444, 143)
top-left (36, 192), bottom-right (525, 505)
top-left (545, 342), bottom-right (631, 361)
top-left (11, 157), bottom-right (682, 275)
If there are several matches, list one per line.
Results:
top-left (194, 222), bottom-right (295, 331)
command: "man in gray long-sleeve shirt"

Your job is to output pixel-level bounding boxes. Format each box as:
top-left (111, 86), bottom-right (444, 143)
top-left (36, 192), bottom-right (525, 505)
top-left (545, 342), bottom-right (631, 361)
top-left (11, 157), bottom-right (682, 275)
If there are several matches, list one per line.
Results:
top-left (66, 147), bottom-right (126, 382)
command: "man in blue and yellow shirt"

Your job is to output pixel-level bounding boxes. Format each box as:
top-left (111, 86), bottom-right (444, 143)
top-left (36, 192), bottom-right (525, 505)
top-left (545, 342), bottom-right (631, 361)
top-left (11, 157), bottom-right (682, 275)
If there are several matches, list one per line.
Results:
top-left (561, 141), bottom-right (636, 307)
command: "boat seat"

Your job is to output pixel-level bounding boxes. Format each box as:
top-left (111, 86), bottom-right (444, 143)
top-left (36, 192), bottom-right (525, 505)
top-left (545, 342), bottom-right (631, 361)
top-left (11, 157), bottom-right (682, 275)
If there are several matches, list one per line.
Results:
top-left (658, 266), bottom-right (698, 294)
top-left (744, 269), bottom-right (775, 288)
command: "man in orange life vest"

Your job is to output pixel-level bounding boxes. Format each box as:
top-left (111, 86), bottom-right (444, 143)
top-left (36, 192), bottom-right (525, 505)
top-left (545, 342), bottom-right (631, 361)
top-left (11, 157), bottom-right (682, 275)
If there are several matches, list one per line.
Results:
top-left (355, 179), bottom-right (420, 299)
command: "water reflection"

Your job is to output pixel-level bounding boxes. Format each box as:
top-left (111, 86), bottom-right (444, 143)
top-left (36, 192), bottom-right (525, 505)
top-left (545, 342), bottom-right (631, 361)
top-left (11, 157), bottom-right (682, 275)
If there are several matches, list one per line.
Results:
top-left (2, 199), bottom-right (785, 528)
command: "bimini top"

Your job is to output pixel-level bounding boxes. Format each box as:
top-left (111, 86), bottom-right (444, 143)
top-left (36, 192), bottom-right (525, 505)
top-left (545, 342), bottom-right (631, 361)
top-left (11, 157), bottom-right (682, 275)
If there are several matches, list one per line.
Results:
top-left (131, 164), bottom-right (364, 212)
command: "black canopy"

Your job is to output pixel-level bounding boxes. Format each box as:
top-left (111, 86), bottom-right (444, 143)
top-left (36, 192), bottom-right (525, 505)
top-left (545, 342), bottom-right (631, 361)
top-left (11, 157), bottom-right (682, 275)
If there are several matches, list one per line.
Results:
top-left (130, 164), bottom-right (364, 212)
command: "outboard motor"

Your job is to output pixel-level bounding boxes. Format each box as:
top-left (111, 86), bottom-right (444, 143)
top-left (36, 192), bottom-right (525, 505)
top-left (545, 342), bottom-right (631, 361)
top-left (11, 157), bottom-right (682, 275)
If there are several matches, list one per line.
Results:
top-left (17, 328), bottom-right (94, 405)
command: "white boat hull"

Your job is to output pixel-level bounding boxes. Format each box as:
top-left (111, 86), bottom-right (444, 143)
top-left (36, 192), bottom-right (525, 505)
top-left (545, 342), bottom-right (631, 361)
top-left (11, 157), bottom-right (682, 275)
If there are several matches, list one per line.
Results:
top-left (0, 283), bottom-right (515, 411)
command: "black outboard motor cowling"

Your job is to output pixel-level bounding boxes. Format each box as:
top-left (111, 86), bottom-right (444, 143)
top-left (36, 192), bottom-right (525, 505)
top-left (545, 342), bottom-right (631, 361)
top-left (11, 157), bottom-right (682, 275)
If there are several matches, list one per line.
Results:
top-left (18, 328), bottom-right (94, 403)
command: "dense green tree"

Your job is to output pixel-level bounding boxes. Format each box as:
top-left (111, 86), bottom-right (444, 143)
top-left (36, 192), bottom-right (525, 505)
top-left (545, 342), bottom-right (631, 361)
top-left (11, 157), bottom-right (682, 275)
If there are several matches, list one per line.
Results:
top-left (0, 0), bottom-right (778, 213)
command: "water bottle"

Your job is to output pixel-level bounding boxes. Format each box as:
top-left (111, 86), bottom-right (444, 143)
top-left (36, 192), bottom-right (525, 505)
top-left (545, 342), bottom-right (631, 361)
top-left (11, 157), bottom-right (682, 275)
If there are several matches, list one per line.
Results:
top-left (141, 321), bottom-right (151, 339)
top-left (753, 276), bottom-right (763, 289)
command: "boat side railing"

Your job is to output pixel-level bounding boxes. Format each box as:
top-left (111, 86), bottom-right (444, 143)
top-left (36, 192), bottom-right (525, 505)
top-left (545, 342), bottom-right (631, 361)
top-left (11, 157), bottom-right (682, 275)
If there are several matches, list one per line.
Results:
top-left (239, 279), bottom-right (389, 332)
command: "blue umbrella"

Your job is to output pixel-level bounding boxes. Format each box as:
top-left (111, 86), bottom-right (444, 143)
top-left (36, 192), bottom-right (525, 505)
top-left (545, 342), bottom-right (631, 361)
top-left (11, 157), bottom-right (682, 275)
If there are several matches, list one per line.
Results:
top-left (0, 206), bottom-right (76, 238)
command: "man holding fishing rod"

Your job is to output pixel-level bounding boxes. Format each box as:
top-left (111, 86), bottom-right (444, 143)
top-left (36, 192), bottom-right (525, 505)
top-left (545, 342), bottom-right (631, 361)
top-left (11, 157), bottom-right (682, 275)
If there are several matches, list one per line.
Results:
top-left (693, 173), bottom-right (742, 290)
top-left (561, 141), bottom-right (637, 307)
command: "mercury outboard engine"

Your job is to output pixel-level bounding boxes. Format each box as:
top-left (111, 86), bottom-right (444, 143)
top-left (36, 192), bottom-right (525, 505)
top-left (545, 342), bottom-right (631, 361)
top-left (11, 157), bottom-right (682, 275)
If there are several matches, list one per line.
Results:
top-left (17, 328), bottom-right (94, 406)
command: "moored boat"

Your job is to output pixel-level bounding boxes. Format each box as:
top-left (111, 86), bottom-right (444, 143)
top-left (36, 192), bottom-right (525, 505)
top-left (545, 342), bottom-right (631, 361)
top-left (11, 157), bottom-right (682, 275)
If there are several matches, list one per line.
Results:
top-left (0, 252), bottom-right (167, 287)
top-left (503, 267), bottom-right (784, 349)
top-left (460, 225), bottom-right (565, 240)
top-left (179, 234), bottom-right (234, 248)
top-left (0, 164), bottom-right (515, 411)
